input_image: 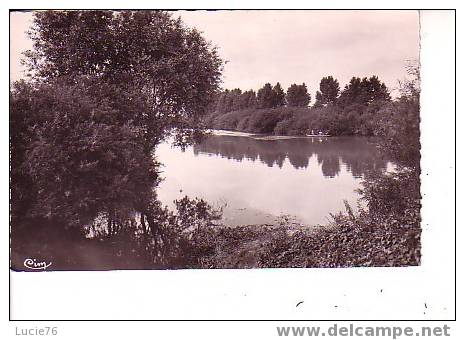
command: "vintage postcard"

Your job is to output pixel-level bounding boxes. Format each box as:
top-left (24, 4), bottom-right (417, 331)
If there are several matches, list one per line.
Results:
top-left (8, 9), bottom-right (456, 324)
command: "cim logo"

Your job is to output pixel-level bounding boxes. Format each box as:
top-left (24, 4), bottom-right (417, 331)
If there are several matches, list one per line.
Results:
top-left (23, 258), bottom-right (52, 270)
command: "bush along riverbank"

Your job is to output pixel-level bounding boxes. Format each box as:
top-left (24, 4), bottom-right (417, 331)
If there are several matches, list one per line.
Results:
top-left (204, 104), bottom-right (382, 137)
top-left (204, 76), bottom-right (393, 137)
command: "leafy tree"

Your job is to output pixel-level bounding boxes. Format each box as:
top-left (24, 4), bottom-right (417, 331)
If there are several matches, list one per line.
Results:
top-left (339, 76), bottom-right (390, 108)
top-left (314, 76), bottom-right (339, 107)
top-left (214, 90), bottom-right (229, 113)
top-left (237, 90), bottom-right (257, 110)
top-left (230, 88), bottom-right (243, 111)
top-left (272, 82), bottom-right (286, 107)
top-left (398, 61), bottom-right (420, 99)
top-left (12, 10), bottom-right (223, 239)
top-left (210, 89), bottom-right (257, 114)
top-left (244, 90), bottom-right (258, 109)
top-left (10, 81), bottom-right (38, 223)
top-left (367, 76), bottom-right (391, 102)
top-left (257, 83), bottom-right (275, 109)
top-left (11, 79), bottom-right (158, 228)
top-left (338, 77), bottom-right (363, 107)
top-left (374, 64), bottom-right (420, 169)
top-left (286, 83), bottom-right (311, 107)
top-left (24, 10), bottom-right (223, 149)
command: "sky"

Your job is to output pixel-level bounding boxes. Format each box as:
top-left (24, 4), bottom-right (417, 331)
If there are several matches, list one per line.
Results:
top-left (10, 10), bottom-right (419, 98)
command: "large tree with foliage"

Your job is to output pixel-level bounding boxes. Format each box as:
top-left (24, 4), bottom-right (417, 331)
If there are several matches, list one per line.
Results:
top-left (272, 82), bottom-right (286, 107)
top-left (11, 80), bottom-right (158, 228)
top-left (374, 64), bottom-right (420, 169)
top-left (314, 76), bottom-right (340, 107)
top-left (286, 83), bottom-right (311, 107)
top-left (243, 90), bottom-right (258, 109)
top-left (12, 10), bottom-right (223, 239)
top-left (257, 83), bottom-right (275, 109)
top-left (338, 76), bottom-right (390, 108)
top-left (24, 10), bottom-right (223, 148)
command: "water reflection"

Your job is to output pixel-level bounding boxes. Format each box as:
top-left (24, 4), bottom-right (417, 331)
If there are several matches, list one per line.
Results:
top-left (156, 134), bottom-right (391, 226)
top-left (193, 136), bottom-right (388, 178)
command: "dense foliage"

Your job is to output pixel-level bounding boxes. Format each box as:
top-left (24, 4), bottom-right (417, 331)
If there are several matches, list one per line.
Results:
top-left (11, 10), bottom-right (223, 269)
top-left (24, 10), bottom-right (223, 148)
top-left (205, 75), bottom-right (392, 136)
top-left (315, 76), bottom-right (340, 107)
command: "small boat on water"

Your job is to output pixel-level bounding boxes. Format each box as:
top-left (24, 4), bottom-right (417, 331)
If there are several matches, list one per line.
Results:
top-left (305, 129), bottom-right (331, 137)
top-left (305, 134), bottom-right (331, 137)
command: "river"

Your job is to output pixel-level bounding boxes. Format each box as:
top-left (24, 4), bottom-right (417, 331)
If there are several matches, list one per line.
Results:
top-left (156, 130), bottom-right (392, 227)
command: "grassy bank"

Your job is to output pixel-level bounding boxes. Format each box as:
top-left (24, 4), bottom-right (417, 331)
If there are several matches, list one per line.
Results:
top-left (194, 209), bottom-right (420, 269)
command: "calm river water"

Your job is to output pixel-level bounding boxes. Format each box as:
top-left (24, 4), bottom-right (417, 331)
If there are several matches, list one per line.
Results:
top-left (156, 131), bottom-right (392, 226)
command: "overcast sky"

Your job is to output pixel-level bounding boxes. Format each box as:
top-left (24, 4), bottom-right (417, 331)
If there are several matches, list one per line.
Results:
top-left (10, 10), bottom-right (419, 98)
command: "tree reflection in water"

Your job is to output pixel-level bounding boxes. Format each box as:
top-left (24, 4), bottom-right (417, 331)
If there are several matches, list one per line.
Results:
top-left (156, 134), bottom-right (393, 227)
top-left (193, 135), bottom-right (388, 178)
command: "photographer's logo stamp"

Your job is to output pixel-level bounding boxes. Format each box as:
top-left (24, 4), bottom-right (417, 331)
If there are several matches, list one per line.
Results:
top-left (23, 258), bottom-right (52, 270)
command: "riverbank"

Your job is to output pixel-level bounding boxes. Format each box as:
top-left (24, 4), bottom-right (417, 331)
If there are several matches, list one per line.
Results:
top-left (190, 168), bottom-right (421, 268)
top-left (191, 211), bottom-right (420, 269)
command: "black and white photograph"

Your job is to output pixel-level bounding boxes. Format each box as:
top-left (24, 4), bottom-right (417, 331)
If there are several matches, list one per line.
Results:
top-left (7, 6), bottom-right (457, 328)
top-left (10, 10), bottom-right (422, 271)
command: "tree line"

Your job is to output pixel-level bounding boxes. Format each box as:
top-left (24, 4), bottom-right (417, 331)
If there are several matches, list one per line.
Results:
top-left (209, 75), bottom-right (390, 113)
top-left (205, 75), bottom-right (392, 136)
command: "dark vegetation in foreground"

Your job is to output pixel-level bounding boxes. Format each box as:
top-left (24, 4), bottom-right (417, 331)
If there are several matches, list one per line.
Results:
top-left (10, 10), bottom-right (421, 270)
